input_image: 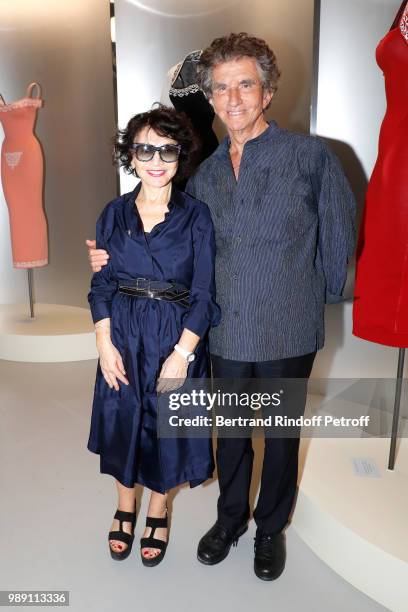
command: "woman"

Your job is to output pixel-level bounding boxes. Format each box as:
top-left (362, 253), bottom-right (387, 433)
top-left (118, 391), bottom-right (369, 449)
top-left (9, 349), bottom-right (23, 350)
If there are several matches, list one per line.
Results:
top-left (87, 106), bottom-right (220, 566)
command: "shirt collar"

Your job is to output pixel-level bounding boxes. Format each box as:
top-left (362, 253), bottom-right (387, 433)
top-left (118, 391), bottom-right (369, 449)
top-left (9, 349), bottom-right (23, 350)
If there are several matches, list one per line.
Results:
top-left (169, 184), bottom-right (187, 208)
top-left (123, 180), bottom-right (185, 235)
top-left (214, 119), bottom-right (279, 159)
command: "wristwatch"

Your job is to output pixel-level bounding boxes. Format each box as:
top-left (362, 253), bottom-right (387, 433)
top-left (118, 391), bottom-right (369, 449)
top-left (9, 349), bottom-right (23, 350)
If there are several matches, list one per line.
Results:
top-left (174, 343), bottom-right (195, 363)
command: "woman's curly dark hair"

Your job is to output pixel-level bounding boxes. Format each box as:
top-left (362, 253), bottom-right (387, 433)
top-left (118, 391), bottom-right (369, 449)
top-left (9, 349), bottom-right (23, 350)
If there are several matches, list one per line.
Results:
top-left (113, 104), bottom-right (200, 183)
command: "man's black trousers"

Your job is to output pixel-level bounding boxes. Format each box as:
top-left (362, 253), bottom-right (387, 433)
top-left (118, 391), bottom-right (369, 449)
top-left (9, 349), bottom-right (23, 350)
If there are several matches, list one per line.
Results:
top-left (211, 351), bottom-right (316, 535)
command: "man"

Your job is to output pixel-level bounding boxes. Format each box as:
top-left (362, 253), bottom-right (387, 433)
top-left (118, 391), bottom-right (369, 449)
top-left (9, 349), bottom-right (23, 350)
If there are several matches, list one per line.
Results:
top-left (87, 33), bottom-right (356, 580)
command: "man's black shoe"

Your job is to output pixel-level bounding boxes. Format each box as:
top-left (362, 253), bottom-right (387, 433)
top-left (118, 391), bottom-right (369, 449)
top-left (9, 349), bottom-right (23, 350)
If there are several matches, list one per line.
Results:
top-left (254, 531), bottom-right (286, 581)
top-left (197, 521), bottom-right (248, 565)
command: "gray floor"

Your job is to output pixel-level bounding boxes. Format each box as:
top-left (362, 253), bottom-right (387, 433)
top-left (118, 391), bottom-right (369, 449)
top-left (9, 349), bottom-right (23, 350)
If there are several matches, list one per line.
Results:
top-left (0, 360), bottom-right (390, 612)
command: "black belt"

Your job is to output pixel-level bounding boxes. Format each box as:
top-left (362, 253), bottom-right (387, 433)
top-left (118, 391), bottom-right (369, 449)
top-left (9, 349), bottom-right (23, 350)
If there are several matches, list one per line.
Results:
top-left (118, 278), bottom-right (190, 308)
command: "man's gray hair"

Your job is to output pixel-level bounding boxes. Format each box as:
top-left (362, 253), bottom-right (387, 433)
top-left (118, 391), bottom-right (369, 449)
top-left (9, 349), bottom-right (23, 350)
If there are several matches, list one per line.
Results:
top-left (197, 32), bottom-right (281, 107)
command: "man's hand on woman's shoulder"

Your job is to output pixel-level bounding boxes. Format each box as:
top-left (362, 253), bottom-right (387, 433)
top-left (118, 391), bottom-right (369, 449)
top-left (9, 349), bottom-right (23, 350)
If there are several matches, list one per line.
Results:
top-left (86, 239), bottom-right (109, 273)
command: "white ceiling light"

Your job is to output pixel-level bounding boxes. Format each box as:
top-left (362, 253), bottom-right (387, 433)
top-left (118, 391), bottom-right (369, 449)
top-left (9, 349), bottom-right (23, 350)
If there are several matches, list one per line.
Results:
top-left (125, 0), bottom-right (239, 19)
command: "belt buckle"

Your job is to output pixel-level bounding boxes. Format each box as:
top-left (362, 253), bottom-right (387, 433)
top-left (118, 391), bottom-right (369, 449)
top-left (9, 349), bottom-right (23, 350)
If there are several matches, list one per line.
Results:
top-left (135, 277), bottom-right (148, 290)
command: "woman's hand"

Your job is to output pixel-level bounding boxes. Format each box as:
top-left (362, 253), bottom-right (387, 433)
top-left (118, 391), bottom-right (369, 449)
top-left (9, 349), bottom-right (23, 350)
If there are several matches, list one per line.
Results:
top-left (96, 330), bottom-right (129, 391)
top-left (156, 350), bottom-right (189, 393)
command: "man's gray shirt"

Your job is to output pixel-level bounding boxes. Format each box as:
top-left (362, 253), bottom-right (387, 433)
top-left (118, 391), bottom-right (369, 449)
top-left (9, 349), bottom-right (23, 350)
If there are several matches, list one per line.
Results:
top-left (185, 120), bottom-right (356, 362)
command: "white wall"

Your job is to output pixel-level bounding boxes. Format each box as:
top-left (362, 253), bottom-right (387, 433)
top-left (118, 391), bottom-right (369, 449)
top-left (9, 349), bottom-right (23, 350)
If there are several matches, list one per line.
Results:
top-left (0, 0), bottom-right (117, 309)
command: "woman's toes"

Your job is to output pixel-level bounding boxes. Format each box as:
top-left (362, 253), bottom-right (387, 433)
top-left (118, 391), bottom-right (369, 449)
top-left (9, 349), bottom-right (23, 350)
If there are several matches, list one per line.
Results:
top-left (142, 548), bottom-right (159, 558)
top-left (110, 540), bottom-right (125, 552)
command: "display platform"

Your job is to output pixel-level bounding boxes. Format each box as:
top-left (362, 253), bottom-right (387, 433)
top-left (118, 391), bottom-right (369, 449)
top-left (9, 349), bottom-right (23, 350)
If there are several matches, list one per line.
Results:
top-left (293, 435), bottom-right (408, 612)
top-left (0, 303), bottom-right (97, 362)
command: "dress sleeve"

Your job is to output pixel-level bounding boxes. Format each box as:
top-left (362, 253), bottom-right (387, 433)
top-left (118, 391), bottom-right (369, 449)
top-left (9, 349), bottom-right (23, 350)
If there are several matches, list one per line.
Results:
top-left (313, 141), bottom-right (356, 304)
top-left (87, 205), bottom-right (118, 323)
top-left (182, 204), bottom-right (221, 338)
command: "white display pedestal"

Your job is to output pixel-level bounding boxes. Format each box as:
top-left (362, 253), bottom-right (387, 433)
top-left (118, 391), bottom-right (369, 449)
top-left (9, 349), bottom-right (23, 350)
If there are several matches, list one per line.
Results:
top-left (0, 303), bottom-right (97, 362)
top-left (292, 436), bottom-right (408, 612)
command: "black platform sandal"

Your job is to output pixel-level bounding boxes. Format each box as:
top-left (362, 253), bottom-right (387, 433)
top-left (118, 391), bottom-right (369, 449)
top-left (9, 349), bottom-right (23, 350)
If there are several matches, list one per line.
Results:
top-left (140, 514), bottom-right (168, 567)
top-left (108, 508), bottom-right (136, 561)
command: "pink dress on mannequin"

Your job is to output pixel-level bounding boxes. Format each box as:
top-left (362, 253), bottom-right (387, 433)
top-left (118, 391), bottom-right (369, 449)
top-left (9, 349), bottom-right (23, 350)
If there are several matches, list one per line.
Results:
top-left (0, 82), bottom-right (48, 268)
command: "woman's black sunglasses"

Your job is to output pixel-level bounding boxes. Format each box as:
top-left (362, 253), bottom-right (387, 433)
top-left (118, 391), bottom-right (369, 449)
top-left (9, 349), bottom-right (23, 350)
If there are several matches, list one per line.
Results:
top-left (129, 143), bottom-right (181, 163)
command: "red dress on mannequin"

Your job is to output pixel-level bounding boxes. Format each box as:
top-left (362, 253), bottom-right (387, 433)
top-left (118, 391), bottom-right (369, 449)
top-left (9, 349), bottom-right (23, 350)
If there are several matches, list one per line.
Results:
top-left (353, 3), bottom-right (408, 347)
top-left (0, 82), bottom-right (48, 268)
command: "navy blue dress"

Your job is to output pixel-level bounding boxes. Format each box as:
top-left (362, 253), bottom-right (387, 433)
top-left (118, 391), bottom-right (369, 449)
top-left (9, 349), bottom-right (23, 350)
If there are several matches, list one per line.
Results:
top-left (87, 183), bottom-right (221, 492)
